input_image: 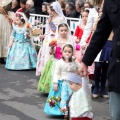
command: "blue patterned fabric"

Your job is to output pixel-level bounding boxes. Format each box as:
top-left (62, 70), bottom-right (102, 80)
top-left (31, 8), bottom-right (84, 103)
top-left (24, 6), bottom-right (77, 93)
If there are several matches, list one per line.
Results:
top-left (5, 26), bottom-right (37, 70)
top-left (44, 80), bottom-right (72, 115)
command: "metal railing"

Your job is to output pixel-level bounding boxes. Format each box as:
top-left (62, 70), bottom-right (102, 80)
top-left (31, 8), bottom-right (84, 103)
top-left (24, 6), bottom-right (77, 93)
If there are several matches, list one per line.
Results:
top-left (30, 14), bottom-right (80, 47)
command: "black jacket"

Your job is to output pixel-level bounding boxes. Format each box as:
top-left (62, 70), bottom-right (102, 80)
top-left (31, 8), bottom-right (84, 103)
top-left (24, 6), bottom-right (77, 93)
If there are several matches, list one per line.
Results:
top-left (82, 0), bottom-right (120, 92)
top-left (33, 0), bottom-right (43, 14)
top-left (33, 0), bottom-right (55, 14)
top-left (26, 7), bottom-right (36, 14)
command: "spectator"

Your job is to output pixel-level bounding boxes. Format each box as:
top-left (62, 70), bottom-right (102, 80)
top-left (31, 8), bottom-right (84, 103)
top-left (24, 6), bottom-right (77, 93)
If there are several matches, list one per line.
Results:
top-left (41, 2), bottom-right (48, 15)
top-left (75, 0), bottom-right (85, 18)
top-left (33, 0), bottom-right (55, 14)
top-left (65, 2), bottom-right (78, 18)
top-left (33, 0), bottom-right (43, 14)
top-left (58, 0), bottom-right (66, 16)
top-left (66, 0), bottom-right (75, 4)
top-left (17, 0), bottom-right (27, 12)
top-left (11, 0), bottom-right (20, 12)
top-left (26, 0), bottom-right (36, 14)
top-left (0, 0), bottom-right (12, 64)
top-left (84, 1), bottom-right (93, 9)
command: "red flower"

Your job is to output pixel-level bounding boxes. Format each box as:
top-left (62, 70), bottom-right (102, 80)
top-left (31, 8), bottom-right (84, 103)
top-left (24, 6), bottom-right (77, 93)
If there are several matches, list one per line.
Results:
top-left (49, 100), bottom-right (55, 107)
top-left (49, 39), bottom-right (57, 47)
top-left (47, 96), bottom-right (61, 108)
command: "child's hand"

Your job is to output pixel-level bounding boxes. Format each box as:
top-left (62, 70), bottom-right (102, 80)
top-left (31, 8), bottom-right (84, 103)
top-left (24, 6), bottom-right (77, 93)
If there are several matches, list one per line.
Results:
top-left (26, 34), bottom-right (30, 39)
top-left (75, 38), bottom-right (80, 44)
top-left (8, 42), bottom-right (13, 48)
top-left (60, 108), bottom-right (67, 113)
top-left (53, 83), bottom-right (58, 91)
top-left (81, 44), bottom-right (86, 50)
top-left (49, 47), bottom-right (54, 55)
top-left (39, 35), bottom-right (45, 40)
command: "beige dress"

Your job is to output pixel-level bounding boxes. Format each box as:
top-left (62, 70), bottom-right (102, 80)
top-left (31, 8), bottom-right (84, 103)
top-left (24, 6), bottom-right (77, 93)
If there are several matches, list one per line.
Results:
top-left (0, 12), bottom-right (12, 58)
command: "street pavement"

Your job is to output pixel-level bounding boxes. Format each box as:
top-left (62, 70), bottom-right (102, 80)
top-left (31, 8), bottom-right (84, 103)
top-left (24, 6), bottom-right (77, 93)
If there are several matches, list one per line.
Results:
top-left (0, 65), bottom-right (111, 120)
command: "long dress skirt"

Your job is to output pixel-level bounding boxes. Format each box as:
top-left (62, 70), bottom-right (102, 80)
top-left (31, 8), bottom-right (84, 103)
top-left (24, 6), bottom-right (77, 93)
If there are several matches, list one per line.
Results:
top-left (37, 59), bottom-right (54, 93)
top-left (5, 41), bottom-right (37, 70)
top-left (44, 80), bottom-right (72, 115)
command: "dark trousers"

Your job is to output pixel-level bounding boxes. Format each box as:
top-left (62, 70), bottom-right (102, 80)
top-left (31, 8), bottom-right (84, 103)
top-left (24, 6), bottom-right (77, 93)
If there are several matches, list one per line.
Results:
top-left (0, 58), bottom-right (6, 64)
top-left (94, 62), bottom-right (109, 91)
top-left (71, 117), bottom-right (92, 120)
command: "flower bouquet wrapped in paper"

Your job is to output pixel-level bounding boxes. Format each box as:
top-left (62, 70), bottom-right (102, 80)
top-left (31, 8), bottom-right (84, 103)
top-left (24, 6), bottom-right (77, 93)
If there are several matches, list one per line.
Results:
top-left (47, 96), bottom-right (61, 108)
top-left (30, 25), bottom-right (43, 36)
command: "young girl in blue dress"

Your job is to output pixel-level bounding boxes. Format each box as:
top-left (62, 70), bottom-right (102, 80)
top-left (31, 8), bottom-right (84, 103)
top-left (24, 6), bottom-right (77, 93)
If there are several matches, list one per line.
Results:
top-left (5, 12), bottom-right (37, 70)
top-left (44, 44), bottom-right (79, 116)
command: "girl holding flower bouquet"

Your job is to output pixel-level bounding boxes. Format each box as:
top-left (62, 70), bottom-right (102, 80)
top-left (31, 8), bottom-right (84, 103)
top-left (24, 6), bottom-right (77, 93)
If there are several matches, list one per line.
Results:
top-left (37, 22), bottom-right (76, 93)
top-left (5, 12), bottom-right (37, 70)
top-left (44, 44), bottom-right (79, 116)
top-left (36, 1), bottom-right (66, 76)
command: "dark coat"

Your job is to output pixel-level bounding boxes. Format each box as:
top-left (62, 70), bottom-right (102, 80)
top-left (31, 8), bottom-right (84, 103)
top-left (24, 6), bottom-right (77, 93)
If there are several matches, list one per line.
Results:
top-left (33, 0), bottom-right (43, 14)
top-left (82, 0), bottom-right (120, 93)
top-left (26, 7), bottom-right (36, 14)
top-left (66, 10), bottom-right (79, 18)
top-left (33, 0), bottom-right (55, 14)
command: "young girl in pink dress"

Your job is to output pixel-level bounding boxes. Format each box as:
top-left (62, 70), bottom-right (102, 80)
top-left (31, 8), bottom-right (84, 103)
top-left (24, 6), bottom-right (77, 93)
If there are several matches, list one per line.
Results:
top-left (36, 1), bottom-right (65, 76)
top-left (37, 22), bottom-right (76, 93)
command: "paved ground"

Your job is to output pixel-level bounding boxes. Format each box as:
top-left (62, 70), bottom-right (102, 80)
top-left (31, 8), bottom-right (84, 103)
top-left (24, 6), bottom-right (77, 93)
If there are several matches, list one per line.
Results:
top-left (0, 65), bottom-right (111, 120)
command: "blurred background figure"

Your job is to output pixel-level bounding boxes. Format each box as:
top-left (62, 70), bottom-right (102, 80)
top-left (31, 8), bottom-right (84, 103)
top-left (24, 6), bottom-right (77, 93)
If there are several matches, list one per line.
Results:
top-left (17, 0), bottom-right (27, 12)
top-left (58, 0), bottom-right (66, 16)
top-left (41, 2), bottom-right (48, 15)
top-left (33, 0), bottom-right (43, 14)
top-left (11, 0), bottom-right (20, 12)
top-left (75, 0), bottom-right (85, 18)
top-left (65, 2), bottom-right (78, 18)
top-left (65, 0), bottom-right (75, 4)
top-left (26, 0), bottom-right (36, 14)
top-left (0, 0), bottom-right (12, 64)
top-left (84, 1), bottom-right (93, 9)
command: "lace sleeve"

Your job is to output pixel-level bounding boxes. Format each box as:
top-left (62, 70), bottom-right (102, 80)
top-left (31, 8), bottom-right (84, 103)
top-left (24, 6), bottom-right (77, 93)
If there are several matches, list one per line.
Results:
top-left (53, 60), bottom-right (61, 83)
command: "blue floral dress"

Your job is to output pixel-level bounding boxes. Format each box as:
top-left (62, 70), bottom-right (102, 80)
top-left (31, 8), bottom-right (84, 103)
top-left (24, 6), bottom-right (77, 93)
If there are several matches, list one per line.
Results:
top-left (5, 25), bottom-right (37, 70)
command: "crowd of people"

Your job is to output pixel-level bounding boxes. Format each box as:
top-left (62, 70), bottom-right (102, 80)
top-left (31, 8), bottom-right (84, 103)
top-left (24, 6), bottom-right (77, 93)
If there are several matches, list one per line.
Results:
top-left (1, 0), bottom-right (119, 120)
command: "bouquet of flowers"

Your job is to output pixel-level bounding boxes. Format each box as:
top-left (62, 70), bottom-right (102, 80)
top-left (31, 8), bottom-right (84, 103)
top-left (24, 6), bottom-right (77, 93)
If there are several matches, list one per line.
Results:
top-left (49, 38), bottom-right (57, 47)
top-left (25, 23), bottom-right (32, 39)
top-left (47, 96), bottom-right (61, 108)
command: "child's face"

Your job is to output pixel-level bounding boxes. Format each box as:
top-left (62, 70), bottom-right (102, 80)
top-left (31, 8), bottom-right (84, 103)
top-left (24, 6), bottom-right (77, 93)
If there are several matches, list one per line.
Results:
top-left (62, 46), bottom-right (73, 60)
top-left (42, 5), bottom-right (47, 12)
top-left (69, 81), bottom-right (82, 92)
top-left (16, 17), bottom-right (23, 26)
top-left (82, 12), bottom-right (88, 24)
top-left (58, 26), bottom-right (68, 38)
